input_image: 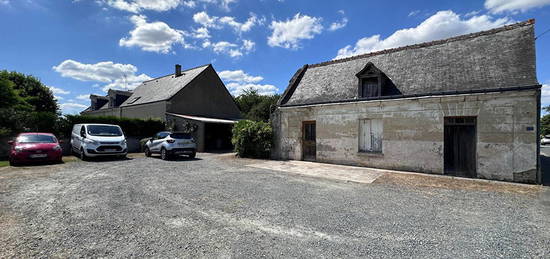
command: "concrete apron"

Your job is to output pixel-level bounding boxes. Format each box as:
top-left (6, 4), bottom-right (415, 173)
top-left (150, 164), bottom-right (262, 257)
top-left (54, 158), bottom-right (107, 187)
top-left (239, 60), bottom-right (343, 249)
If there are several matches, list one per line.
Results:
top-left (247, 160), bottom-right (385, 184)
top-left (246, 160), bottom-right (544, 193)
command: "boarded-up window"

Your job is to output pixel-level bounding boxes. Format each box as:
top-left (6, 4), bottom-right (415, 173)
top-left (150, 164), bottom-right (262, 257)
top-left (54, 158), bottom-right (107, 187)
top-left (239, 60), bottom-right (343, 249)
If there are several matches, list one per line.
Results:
top-left (359, 119), bottom-right (383, 153)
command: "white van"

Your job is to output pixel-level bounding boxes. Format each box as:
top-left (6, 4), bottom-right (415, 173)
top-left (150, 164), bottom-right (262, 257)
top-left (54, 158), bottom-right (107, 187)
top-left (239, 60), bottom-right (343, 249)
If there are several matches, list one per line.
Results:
top-left (71, 124), bottom-right (127, 160)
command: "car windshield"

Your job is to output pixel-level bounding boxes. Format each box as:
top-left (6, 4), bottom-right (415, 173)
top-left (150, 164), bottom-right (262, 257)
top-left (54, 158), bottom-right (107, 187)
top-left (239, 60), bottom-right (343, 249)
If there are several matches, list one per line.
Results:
top-left (17, 134), bottom-right (56, 143)
top-left (87, 125), bottom-right (122, 136)
top-left (170, 133), bottom-right (192, 139)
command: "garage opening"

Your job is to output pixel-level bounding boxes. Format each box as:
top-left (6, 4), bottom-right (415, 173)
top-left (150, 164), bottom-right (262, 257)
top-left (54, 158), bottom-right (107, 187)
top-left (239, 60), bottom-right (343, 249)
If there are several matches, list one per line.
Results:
top-left (204, 123), bottom-right (233, 151)
top-left (444, 116), bottom-right (477, 178)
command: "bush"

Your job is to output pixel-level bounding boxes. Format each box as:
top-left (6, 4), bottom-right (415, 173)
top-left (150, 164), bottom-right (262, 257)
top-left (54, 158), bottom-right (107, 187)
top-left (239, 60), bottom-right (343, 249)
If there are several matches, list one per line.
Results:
top-left (59, 115), bottom-right (165, 138)
top-left (231, 120), bottom-right (272, 158)
top-left (139, 137), bottom-right (152, 152)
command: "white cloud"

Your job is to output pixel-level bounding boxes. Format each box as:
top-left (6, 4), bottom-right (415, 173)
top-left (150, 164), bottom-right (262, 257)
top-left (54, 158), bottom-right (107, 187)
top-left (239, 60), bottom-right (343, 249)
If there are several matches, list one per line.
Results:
top-left (328, 17), bottom-right (348, 31)
top-left (335, 10), bottom-right (511, 59)
top-left (119, 15), bottom-right (185, 54)
top-left (408, 10), bottom-right (421, 17)
top-left (47, 86), bottom-right (70, 95)
top-left (329, 10), bottom-right (348, 31)
top-left (192, 27), bottom-right (210, 39)
top-left (60, 102), bottom-right (88, 114)
top-left (219, 70), bottom-right (263, 83)
top-left (219, 14), bottom-right (258, 33)
top-left (485, 0), bottom-right (550, 14)
top-left (100, 0), bottom-right (238, 12)
top-left (54, 96), bottom-right (64, 101)
top-left (226, 82), bottom-right (278, 96)
top-left (192, 11), bottom-right (259, 33)
top-left (52, 59), bottom-right (152, 92)
top-left (218, 0), bottom-right (236, 11)
top-left (103, 0), bottom-right (182, 13)
top-left (268, 13), bottom-right (323, 49)
top-left (241, 39), bottom-right (255, 52)
top-left (0, 0), bottom-right (9, 5)
top-left (183, 0), bottom-right (196, 8)
top-left (202, 39), bottom-right (254, 57)
top-left (193, 11), bottom-right (218, 28)
top-left (76, 94), bottom-right (90, 100)
top-left (220, 69), bottom-right (278, 96)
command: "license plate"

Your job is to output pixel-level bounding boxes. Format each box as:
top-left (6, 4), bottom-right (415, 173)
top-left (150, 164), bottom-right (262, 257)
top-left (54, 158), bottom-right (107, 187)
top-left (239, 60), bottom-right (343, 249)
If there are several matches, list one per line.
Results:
top-left (30, 154), bottom-right (47, 158)
top-left (104, 149), bottom-right (116, 152)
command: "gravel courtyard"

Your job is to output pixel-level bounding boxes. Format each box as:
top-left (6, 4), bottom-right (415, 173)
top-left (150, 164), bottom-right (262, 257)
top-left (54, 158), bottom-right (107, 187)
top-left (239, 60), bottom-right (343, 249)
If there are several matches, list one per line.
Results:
top-left (1, 154), bottom-right (549, 258)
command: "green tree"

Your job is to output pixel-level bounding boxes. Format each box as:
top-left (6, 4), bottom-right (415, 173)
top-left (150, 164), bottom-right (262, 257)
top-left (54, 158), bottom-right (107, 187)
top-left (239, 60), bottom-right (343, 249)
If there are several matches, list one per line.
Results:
top-left (231, 120), bottom-right (273, 158)
top-left (541, 105), bottom-right (550, 136)
top-left (0, 70), bottom-right (58, 113)
top-left (234, 89), bottom-right (280, 122)
top-left (0, 78), bottom-right (21, 109)
top-left (0, 70), bottom-right (59, 137)
top-left (541, 114), bottom-right (550, 136)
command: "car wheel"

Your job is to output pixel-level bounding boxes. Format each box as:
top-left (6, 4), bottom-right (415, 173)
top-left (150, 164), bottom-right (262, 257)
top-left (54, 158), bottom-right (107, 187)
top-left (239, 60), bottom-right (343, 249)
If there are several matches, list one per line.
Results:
top-left (80, 148), bottom-right (88, 161)
top-left (119, 154), bottom-right (127, 160)
top-left (189, 151), bottom-right (196, 159)
top-left (161, 148), bottom-right (169, 160)
top-left (9, 159), bottom-right (17, 167)
top-left (145, 147), bottom-right (151, 157)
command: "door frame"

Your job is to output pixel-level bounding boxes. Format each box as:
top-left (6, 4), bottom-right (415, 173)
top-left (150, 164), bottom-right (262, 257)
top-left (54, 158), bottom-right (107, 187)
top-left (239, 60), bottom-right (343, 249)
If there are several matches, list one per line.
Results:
top-left (302, 120), bottom-right (316, 161)
top-left (443, 116), bottom-right (478, 177)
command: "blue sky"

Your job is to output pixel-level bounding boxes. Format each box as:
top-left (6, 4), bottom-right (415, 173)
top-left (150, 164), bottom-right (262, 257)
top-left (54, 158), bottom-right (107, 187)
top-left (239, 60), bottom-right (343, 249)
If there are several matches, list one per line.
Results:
top-left (1, 0), bottom-right (549, 114)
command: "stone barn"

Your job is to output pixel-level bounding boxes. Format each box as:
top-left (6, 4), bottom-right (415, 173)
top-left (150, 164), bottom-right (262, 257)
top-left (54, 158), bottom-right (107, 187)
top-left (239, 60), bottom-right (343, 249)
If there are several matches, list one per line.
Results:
top-left (82, 64), bottom-right (241, 152)
top-left (271, 20), bottom-right (541, 183)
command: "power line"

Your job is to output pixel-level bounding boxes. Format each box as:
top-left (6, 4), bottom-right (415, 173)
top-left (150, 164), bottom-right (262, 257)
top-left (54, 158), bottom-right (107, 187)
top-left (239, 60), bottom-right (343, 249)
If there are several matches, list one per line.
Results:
top-left (536, 27), bottom-right (550, 40)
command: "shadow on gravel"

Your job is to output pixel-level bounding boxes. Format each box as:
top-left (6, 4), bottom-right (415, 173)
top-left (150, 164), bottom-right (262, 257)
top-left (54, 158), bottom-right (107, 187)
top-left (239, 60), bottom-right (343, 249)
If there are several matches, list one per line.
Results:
top-left (9, 161), bottom-right (63, 167)
top-left (80, 156), bottom-right (134, 162)
top-left (148, 155), bottom-right (202, 162)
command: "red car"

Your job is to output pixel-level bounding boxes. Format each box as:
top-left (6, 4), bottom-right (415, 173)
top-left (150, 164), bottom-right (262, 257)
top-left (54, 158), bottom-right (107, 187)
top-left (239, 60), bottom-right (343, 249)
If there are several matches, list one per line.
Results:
top-left (8, 133), bottom-right (63, 166)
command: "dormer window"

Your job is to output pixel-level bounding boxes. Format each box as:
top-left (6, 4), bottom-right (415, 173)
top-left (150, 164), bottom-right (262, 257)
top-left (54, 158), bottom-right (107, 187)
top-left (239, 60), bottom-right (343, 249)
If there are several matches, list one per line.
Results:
top-left (356, 62), bottom-right (400, 98)
top-left (360, 76), bottom-right (381, 98)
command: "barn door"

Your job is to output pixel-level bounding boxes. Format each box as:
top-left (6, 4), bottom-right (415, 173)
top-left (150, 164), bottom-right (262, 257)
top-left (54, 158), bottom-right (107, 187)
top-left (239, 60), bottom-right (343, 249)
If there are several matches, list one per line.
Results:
top-left (444, 117), bottom-right (477, 178)
top-left (302, 121), bottom-right (316, 161)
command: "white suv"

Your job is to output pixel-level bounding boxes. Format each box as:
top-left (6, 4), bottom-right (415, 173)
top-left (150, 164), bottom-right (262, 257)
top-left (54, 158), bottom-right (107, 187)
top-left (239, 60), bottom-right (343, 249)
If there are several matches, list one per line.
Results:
top-left (144, 131), bottom-right (197, 160)
top-left (71, 124), bottom-right (127, 160)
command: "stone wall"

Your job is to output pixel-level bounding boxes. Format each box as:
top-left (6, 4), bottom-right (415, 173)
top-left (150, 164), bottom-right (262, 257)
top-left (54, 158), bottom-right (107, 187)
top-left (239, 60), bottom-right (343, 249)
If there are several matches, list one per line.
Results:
top-left (272, 90), bottom-right (539, 183)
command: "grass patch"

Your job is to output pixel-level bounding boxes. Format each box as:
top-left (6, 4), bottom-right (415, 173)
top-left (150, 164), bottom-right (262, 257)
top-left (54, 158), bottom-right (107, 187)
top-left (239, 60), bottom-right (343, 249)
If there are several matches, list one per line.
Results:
top-left (0, 160), bottom-right (8, 167)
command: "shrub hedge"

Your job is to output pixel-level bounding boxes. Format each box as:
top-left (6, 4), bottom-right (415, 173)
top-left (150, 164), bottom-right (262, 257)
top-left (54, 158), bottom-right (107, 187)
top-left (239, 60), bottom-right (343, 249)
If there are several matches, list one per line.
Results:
top-left (59, 115), bottom-right (165, 138)
top-left (231, 120), bottom-right (272, 158)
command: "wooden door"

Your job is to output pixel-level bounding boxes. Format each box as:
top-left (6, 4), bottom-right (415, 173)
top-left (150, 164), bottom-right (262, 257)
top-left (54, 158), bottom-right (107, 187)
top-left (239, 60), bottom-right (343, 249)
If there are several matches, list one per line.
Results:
top-left (302, 121), bottom-right (316, 161)
top-left (444, 117), bottom-right (477, 178)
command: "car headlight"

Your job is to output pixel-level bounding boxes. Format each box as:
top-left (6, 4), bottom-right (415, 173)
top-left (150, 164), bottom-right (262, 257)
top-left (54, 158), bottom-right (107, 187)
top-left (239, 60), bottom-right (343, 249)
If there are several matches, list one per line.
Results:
top-left (121, 139), bottom-right (127, 145)
top-left (53, 145), bottom-right (61, 151)
top-left (15, 146), bottom-right (24, 152)
top-left (84, 139), bottom-right (98, 145)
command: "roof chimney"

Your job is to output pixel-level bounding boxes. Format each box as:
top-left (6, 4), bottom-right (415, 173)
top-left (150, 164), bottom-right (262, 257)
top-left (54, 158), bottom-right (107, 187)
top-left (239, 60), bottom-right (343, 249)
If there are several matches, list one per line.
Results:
top-left (175, 64), bottom-right (182, 77)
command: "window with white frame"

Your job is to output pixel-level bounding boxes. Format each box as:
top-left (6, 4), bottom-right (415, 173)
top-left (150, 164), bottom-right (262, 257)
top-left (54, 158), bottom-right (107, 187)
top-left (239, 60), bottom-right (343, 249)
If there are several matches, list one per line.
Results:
top-left (359, 119), bottom-right (383, 153)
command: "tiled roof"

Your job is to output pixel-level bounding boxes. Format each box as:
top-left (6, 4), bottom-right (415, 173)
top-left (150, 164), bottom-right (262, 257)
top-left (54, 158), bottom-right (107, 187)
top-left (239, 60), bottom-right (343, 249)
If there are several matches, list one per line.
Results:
top-left (280, 20), bottom-right (538, 106)
top-left (120, 64), bottom-right (210, 107)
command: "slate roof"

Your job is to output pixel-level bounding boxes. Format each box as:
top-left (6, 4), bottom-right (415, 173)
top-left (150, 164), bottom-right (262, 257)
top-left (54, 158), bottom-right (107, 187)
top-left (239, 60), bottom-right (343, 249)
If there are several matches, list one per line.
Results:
top-left (120, 64), bottom-right (210, 107)
top-left (280, 20), bottom-right (539, 106)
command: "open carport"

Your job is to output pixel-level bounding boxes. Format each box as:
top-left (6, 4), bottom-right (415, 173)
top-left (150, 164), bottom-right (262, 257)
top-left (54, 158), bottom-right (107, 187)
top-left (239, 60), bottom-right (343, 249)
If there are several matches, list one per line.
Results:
top-left (166, 113), bottom-right (237, 152)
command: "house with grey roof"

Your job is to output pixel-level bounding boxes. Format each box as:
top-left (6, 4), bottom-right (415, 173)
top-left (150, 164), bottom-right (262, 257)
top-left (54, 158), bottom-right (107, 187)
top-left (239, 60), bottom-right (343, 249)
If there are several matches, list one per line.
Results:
top-left (271, 20), bottom-right (542, 183)
top-left (82, 64), bottom-right (241, 151)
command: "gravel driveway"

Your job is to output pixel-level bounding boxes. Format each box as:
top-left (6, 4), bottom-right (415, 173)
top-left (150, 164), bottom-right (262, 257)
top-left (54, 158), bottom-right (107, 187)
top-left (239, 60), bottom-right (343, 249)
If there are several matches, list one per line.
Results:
top-left (1, 154), bottom-right (549, 258)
